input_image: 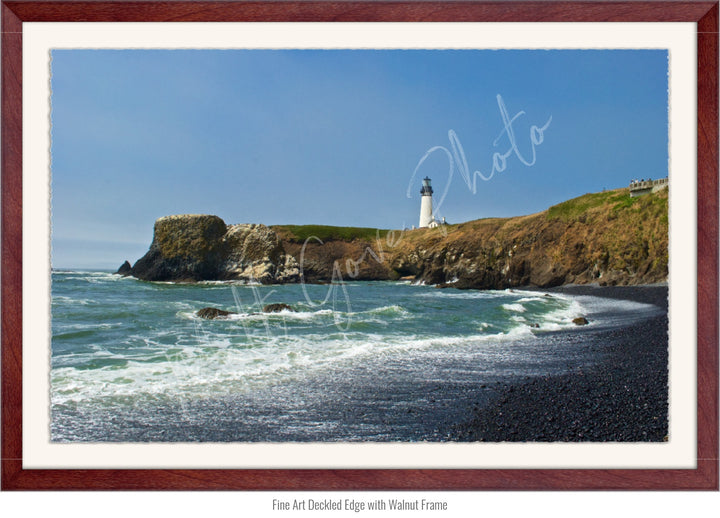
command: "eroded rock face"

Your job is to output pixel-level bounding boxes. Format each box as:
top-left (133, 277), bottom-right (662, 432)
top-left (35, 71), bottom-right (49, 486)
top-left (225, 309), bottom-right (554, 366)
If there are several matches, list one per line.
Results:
top-left (131, 215), bottom-right (228, 282)
top-left (275, 254), bottom-right (301, 283)
top-left (129, 215), bottom-right (301, 283)
top-left (390, 189), bottom-right (668, 290)
top-left (220, 224), bottom-right (282, 284)
top-left (217, 224), bottom-right (302, 284)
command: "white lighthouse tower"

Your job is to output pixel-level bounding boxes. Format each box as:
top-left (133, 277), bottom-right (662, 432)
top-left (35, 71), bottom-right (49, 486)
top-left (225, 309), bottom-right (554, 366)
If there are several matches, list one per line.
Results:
top-left (419, 176), bottom-right (438, 228)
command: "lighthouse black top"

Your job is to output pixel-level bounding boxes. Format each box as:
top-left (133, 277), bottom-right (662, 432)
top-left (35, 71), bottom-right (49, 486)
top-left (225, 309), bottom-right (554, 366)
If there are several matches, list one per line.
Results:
top-left (420, 177), bottom-right (433, 196)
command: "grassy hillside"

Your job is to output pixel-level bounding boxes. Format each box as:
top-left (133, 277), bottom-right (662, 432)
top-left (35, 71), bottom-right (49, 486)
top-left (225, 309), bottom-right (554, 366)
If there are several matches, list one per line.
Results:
top-left (272, 224), bottom-right (390, 243)
top-left (279, 186), bottom-right (669, 288)
top-left (545, 187), bottom-right (668, 277)
top-left (547, 188), bottom-right (667, 223)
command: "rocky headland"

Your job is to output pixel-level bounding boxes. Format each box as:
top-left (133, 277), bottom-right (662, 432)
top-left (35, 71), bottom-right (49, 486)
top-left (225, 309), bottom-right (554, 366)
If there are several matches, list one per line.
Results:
top-left (126, 215), bottom-right (301, 283)
top-left (119, 187), bottom-right (668, 289)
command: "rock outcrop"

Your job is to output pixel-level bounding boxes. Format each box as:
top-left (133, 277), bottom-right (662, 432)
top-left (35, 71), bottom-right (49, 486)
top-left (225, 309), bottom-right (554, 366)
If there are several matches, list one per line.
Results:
top-left (262, 303), bottom-right (295, 313)
top-left (572, 317), bottom-right (589, 326)
top-left (196, 307), bottom-right (236, 319)
top-left (116, 260), bottom-right (132, 276)
top-left (218, 223), bottom-right (302, 284)
top-left (128, 215), bottom-right (300, 283)
top-left (131, 215), bottom-right (227, 282)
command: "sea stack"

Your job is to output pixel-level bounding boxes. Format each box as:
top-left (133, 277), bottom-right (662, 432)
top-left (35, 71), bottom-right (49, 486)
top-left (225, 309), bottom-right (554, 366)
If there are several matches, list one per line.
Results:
top-left (115, 260), bottom-right (132, 276)
top-left (131, 214), bottom-right (228, 282)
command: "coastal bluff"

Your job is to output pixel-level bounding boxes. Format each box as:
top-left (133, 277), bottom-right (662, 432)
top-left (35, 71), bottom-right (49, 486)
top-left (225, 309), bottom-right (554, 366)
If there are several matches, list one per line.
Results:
top-left (126, 215), bottom-right (300, 283)
top-left (119, 187), bottom-right (668, 288)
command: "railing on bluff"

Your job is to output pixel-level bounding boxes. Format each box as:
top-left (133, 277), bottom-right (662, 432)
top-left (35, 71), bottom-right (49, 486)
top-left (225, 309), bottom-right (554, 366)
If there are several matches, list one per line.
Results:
top-left (629, 177), bottom-right (669, 197)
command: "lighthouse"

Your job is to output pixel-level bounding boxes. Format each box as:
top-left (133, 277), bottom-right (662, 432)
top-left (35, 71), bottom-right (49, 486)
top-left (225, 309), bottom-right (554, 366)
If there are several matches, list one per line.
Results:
top-left (419, 176), bottom-right (438, 228)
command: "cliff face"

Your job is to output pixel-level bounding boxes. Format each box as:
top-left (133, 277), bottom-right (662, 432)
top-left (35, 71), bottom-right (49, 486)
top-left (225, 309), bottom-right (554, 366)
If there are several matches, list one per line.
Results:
top-left (275, 227), bottom-right (394, 283)
top-left (129, 215), bottom-right (299, 283)
top-left (219, 223), bottom-right (299, 283)
top-left (387, 187), bottom-right (668, 289)
top-left (130, 215), bottom-right (227, 281)
top-left (123, 187), bottom-right (668, 288)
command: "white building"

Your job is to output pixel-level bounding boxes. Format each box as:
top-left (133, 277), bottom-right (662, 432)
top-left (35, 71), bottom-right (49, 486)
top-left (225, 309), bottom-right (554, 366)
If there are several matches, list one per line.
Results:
top-left (418, 176), bottom-right (439, 228)
top-left (628, 177), bottom-right (669, 197)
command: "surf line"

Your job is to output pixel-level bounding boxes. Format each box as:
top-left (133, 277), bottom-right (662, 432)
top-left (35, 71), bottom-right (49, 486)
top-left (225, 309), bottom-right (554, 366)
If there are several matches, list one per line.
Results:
top-left (408, 94), bottom-right (552, 212)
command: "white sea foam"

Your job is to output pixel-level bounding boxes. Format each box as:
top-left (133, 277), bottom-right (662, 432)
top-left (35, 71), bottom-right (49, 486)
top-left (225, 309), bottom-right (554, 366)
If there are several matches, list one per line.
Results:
top-left (181, 305), bottom-right (410, 326)
top-left (362, 305), bottom-right (409, 316)
top-left (516, 296), bottom-right (546, 303)
top-left (55, 270), bottom-right (114, 278)
top-left (52, 275), bottom-right (659, 412)
top-left (52, 295), bottom-right (95, 306)
top-left (55, 322), bottom-right (121, 331)
top-left (50, 319), bottom-right (541, 406)
top-left (198, 279), bottom-right (264, 286)
top-left (564, 295), bottom-right (662, 328)
top-left (415, 289), bottom-right (509, 300)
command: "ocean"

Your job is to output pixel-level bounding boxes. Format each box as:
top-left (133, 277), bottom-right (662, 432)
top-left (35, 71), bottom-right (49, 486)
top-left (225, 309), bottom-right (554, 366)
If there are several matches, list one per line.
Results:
top-left (51, 270), bottom-right (663, 442)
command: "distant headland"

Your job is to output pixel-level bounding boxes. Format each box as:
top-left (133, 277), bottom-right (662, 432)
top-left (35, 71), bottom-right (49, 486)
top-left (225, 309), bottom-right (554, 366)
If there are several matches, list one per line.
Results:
top-left (117, 186), bottom-right (668, 290)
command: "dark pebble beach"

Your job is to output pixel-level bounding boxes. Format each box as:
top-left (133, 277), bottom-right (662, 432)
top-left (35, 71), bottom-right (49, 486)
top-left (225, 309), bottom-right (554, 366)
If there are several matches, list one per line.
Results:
top-left (453, 284), bottom-right (669, 442)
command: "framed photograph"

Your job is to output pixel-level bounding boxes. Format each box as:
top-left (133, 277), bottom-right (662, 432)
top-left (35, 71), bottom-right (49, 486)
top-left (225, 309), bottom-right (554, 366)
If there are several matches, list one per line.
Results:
top-left (2, 1), bottom-right (717, 490)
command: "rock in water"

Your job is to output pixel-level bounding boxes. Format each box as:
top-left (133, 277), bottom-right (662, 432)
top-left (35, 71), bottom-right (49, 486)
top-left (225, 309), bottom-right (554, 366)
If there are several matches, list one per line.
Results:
top-left (116, 260), bottom-right (132, 276)
top-left (196, 307), bottom-right (235, 319)
top-left (262, 303), bottom-right (295, 313)
top-left (572, 317), bottom-right (589, 325)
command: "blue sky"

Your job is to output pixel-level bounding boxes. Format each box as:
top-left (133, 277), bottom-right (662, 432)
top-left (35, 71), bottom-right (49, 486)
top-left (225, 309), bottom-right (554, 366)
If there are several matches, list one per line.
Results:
top-left (50, 49), bottom-right (668, 269)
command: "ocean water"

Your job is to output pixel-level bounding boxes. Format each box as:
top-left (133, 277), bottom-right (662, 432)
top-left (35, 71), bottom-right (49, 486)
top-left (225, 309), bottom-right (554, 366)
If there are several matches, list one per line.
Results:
top-left (51, 270), bottom-right (662, 442)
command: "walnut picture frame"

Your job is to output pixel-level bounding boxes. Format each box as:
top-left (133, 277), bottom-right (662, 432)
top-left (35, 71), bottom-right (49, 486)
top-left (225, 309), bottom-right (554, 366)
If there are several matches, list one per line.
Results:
top-left (1, 0), bottom-right (717, 490)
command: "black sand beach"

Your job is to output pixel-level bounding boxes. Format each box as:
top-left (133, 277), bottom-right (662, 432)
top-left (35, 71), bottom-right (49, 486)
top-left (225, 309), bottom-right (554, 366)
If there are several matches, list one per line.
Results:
top-left (453, 284), bottom-right (669, 442)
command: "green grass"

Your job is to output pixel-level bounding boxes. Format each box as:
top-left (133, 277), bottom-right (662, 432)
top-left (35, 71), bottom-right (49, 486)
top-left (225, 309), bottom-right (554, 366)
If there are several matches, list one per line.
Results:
top-left (546, 189), bottom-right (650, 222)
top-left (610, 194), bottom-right (639, 211)
top-left (547, 191), bottom-right (615, 221)
top-left (611, 188), bottom-right (667, 216)
top-left (271, 224), bottom-right (390, 243)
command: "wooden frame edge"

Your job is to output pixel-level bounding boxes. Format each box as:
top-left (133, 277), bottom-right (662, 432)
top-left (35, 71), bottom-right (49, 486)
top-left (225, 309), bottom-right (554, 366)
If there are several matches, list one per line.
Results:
top-left (2, 1), bottom-right (719, 22)
top-left (695, 0), bottom-right (720, 492)
top-left (1, 0), bottom-right (717, 491)
top-left (1, 0), bottom-right (24, 492)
